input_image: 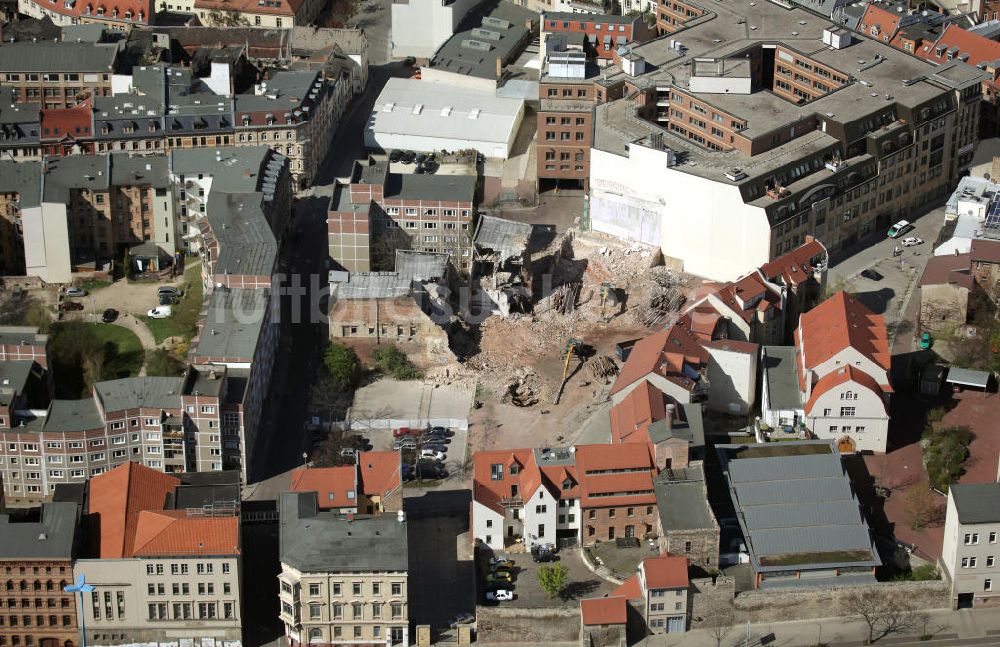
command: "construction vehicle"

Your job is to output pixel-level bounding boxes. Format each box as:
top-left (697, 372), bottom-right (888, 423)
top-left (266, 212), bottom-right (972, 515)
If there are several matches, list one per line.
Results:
top-left (554, 338), bottom-right (584, 404)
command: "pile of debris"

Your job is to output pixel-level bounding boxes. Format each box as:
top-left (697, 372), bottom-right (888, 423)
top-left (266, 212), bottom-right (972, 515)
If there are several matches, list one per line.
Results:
top-left (504, 368), bottom-right (546, 407)
top-left (588, 355), bottom-right (619, 384)
top-left (549, 282), bottom-right (582, 314)
top-left (634, 267), bottom-right (687, 326)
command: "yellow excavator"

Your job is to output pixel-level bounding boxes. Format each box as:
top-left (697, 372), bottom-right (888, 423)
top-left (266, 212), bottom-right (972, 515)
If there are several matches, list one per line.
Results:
top-left (554, 337), bottom-right (584, 405)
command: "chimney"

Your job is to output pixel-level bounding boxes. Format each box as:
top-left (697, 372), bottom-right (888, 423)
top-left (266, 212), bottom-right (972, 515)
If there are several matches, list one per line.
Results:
top-left (664, 403), bottom-right (675, 431)
top-left (496, 56), bottom-right (502, 80)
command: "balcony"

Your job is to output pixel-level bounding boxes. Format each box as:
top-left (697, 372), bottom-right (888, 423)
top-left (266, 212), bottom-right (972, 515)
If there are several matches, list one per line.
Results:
top-left (498, 495), bottom-right (523, 507)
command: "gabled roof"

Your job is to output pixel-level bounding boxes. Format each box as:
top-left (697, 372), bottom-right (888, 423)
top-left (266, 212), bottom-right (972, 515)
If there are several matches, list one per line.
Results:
top-left (358, 450), bottom-right (402, 498)
top-left (88, 462), bottom-right (180, 558)
top-left (797, 291), bottom-right (890, 375)
top-left (858, 3), bottom-right (903, 42)
top-left (610, 381), bottom-right (666, 443)
top-left (611, 574), bottom-right (642, 601)
top-left (131, 510), bottom-right (239, 557)
top-left (919, 253), bottom-right (973, 289)
top-left (580, 596), bottom-right (628, 626)
top-left (970, 238), bottom-right (1000, 264)
top-left (290, 466), bottom-right (359, 510)
top-left (920, 23), bottom-right (1000, 68)
top-left (640, 553), bottom-right (689, 589)
top-left (611, 321), bottom-right (709, 396)
top-left (760, 239), bottom-right (827, 287)
top-left (473, 449), bottom-right (548, 514)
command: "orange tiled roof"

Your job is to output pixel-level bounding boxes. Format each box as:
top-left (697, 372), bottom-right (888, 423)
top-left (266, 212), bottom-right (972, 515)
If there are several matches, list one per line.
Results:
top-left (641, 553), bottom-right (689, 589)
top-left (575, 443), bottom-right (657, 507)
top-left (797, 291), bottom-right (890, 374)
top-left (473, 449), bottom-right (548, 515)
top-left (132, 511), bottom-right (240, 557)
top-left (290, 466), bottom-right (359, 510)
top-left (803, 365), bottom-right (887, 415)
top-left (193, 0), bottom-right (303, 16)
top-left (358, 451), bottom-right (402, 498)
top-left (611, 574), bottom-right (643, 601)
top-left (88, 462), bottom-right (180, 559)
top-left (610, 381), bottom-right (666, 444)
top-left (760, 239), bottom-right (827, 287)
top-left (611, 320), bottom-right (709, 396)
top-left (919, 23), bottom-right (1000, 68)
top-left (580, 596), bottom-right (628, 626)
top-left (858, 4), bottom-right (902, 44)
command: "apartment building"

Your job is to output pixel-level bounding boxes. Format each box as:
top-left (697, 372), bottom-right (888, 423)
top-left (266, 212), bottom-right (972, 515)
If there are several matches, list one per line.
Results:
top-left (792, 291), bottom-right (892, 453)
top-left (941, 483), bottom-right (1000, 609)
top-left (541, 12), bottom-right (655, 60)
top-left (235, 70), bottom-right (342, 188)
top-left (612, 553), bottom-right (690, 634)
top-left (472, 442), bottom-right (659, 550)
top-left (538, 74), bottom-right (595, 192)
top-left (0, 42), bottom-right (119, 108)
top-left (193, 0), bottom-right (326, 28)
top-left (654, 0), bottom-right (705, 34)
top-left (290, 452), bottom-right (403, 515)
top-left (70, 462), bottom-right (243, 646)
top-left (0, 366), bottom-right (250, 506)
top-left (0, 88), bottom-right (41, 161)
top-left (279, 491), bottom-right (410, 646)
top-left (588, 0), bottom-right (983, 282)
top-left (0, 502), bottom-right (81, 647)
top-left (39, 102), bottom-right (95, 157)
top-left (18, 0), bottom-right (153, 28)
top-left (328, 159), bottom-right (476, 273)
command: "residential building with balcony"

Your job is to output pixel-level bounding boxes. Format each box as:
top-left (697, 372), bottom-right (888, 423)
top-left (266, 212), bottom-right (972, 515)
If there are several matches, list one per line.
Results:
top-left (328, 158), bottom-right (476, 273)
top-left (611, 553), bottom-right (690, 634)
top-left (279, 491), bottom-right (410, 646)
top-left (0, 501), bottom-right (82, 647)
top-left (0, 41), bottom-right (119, 108)
top-left (471, 442), bottom-right (659, 550)
top-left (589, 0), bottom-right (984, 283)
top-left (69, 461), bottom-right (243, 647)
top-left (941, 483), bottom-right (1000, 609)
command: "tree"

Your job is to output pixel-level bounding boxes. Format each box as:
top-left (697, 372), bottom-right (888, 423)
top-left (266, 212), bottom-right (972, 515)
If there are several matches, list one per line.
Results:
top-left (922, 426), bottom-right (973, 491)
top-left (845, 587), bottom-right (919, 644)
top-left (323, 343), bottom-right (361, 390)
top-left (706, 607), bottom-right (734, 647)
top-left (536, 563), bottom-right (568, 599)
top-left (372, 344), bottom-right (422, 380)
top-left (904, 486), bottom-right (938, 529)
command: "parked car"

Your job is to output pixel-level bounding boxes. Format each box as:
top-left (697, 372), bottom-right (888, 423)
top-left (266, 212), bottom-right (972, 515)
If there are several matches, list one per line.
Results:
top-left (157, 286), bottom-right (179, 297)
top-left (399, 150), bottom-right (416, 164)
top-left (420, 448), bottom-right (445, 461)
top-left (340, 447), bottom-right (358, 458)
top-left (389, 150), bottom-right (402, 163)
top-left (449, 613), bottom-right (475, 628)
top-left (415, 153), bottom-right (429, 165)
top-left (901, 236), bottom-right (924, 247)
top-left (413, 462), bottom-right (447, 480)
top-left (403, 56), bottom-right (416, 66)
top-left (394, 437), bottom-right (417, 450)
top-left (887, 219), bottom-right (913, 238)
top-left (422, 160), bottom-right (440, 174)
top-left (486, 590), bottom-right (514, 602)
top-left (64, 287), bottom-right (86, 297)
top-left (101, 308), bottom-right (119, 323)
top-left (421, 434), bottom-right (450, 445)
top-left (393, 427), bottom-right (414, 438)
top-left (860, 269), bottom-right (883, 281)
top-left (919, 331), bottom-right (933, 350)
top-left (159, 293), bottom-right (178, 306)
top-left (531, 545), bottom-right (556, 562)
top-left (429, 426), bottom-right (452, 436)
top-left (147, 306), bottom-right (172, 319)
top-left (489, 558), bottom-right (514, 570)
top-left (58, 301), bottom-right (84, 312)
top-left (486, 572), bottom-right (513, 585)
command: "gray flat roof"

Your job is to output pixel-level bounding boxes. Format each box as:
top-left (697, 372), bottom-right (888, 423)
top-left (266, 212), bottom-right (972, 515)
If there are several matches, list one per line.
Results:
top-left (394, 250), bottom-right (450, 281)
top-left (654, 464), bottom-right (717, 531)
top-left (386, 173), bottom-right (477, 203)
top-left (717, 440), bottom-right (880, 572)
top-left (43, 398), bottom-right (105, 433)
top-left (205, 192), bottom-right (277, 277)
top-left (194, 288), bottom-right (270, 361)
top-left (0, 162), bottom-right (42, 208)
top-left (0, 502), bottom-right (78, 559)
top-left (474, 214), bottom-right (532, 259)
top-left (170, 147), bottom-right (273, 193)
top-left (430, 0), bottom-right (535, 80)
top-left (0, 327), bottom-right (46, 346)
top-left (0, 41), bottom-right (118, 72)
top-left (945, 367), bottom-right (991, 388)
top-left (951, 483), bottom-right (1000, 524)
top-left (94, 377), bottom-right (186, 413)
top-left (332, 272), bottom-right (411, 299)
top-left (279, 491), bottom-right (408, 573)
top-left (0, 361), bottom-right (38, 406)
top-left (762, 346), bottom-right (804, 412)
top-left (647, 402), bottom-right (704, 447)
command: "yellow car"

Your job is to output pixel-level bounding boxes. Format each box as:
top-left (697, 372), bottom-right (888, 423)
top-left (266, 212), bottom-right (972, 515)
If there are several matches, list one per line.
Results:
top-left (486, 571), bottom-right (513, 585)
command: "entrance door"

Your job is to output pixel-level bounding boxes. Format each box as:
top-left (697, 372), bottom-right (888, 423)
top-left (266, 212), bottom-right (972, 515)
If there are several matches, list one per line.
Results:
top-left (667, 617), bottom-right (685, 633)
top-left (624, 525), bottom-right (635, 538)
top-left (957, 593), bottom-right (975, 609)
top-left (837, 435), bottom-right (857, 453)
top-left (608, 526), bottom-right (616, 540)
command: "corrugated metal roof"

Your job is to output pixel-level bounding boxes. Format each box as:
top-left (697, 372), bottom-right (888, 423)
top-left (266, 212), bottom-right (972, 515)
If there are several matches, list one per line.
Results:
top-left (945, 367), bottom-right (991, 388)
top-left (728, 453), bottom-right (843, 483)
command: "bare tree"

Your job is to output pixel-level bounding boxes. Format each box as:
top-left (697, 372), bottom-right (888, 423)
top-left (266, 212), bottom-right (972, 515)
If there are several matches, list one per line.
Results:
top-left (845, 587), bottom-right (919, 644)
top-left (706, 606), bottom-right (735, 647)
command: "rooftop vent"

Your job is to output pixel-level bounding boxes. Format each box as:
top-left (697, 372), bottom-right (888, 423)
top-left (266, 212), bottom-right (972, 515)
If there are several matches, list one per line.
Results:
top-left (725, 167), bottom-right (747, 181)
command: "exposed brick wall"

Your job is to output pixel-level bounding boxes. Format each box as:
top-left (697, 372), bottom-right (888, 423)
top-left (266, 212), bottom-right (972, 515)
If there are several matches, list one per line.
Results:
top-left (582, 504), bottom-right (658, 544)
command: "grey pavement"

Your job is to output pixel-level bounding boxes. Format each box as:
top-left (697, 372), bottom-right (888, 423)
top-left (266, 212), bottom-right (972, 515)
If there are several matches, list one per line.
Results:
top-left (646, 607), bottom-right (1000, 647)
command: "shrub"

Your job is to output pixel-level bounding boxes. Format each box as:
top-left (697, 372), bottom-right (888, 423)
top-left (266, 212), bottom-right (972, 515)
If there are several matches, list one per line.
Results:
top-left (922, 426), bottom-right (973, 492)
top-left (324, 343), bottom-right (361, 390)
top-left (372, 344), bottom-right (423, 380)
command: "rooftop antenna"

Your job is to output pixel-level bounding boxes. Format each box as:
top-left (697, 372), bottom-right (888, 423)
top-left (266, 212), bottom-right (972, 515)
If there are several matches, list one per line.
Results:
top-left (65, 575), bottom-right (96, 647)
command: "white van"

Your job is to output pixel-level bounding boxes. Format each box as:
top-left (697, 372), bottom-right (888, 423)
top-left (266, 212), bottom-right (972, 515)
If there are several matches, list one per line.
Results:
top-left (887, 220), bottom-right (912, 238)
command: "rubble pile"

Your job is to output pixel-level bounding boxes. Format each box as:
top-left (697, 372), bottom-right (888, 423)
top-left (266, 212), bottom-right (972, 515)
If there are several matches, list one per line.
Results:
top-left (588, 355), bottom-right (619, 383)
top-left (634, 267), bottom-right (687, 327)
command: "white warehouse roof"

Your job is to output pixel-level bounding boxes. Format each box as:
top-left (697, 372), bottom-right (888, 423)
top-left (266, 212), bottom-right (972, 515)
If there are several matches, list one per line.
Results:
top-left (367, 78), bottom-right (524, 154)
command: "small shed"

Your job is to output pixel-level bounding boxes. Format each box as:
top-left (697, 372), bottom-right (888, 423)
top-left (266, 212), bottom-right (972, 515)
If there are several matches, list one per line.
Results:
top-left (920, 364), bottom-right (946, 396)
top-left (945, 367), bottom-right (993, 395)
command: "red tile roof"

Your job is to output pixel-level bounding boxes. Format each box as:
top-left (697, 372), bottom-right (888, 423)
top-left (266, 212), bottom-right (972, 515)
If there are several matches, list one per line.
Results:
top-left (760, 239), bottom-right (827, 287)
top-left (858, 4), bottom-right (902, 44)
top-left (797, 291), bottom-right (890, 375)
top-left (88, 462), bottom-right (180, 559)
top-left (290, 465), bottom-right (358, 510)
top-left (194, 0), bottom-right (303, 17)
top-left (580, 596), bottom-right (628, 626)
top-left (358, 450), bottom-right (402, 499)
top-left (132, 510), bottom-right (240, 557)
top-left (473, 449), bottom-right (547, 515)
top-left (971, 238), bottom-right (1000, 264)
top-left (575, 443), bottom-right (657, 507)
top-left (611, 574), bottom-right (643, 601)
top-left (804, 365), bottom-right (887, 415)
top-left (703, 338), bottom-right (759, 355)
top-left (40, 101), bottom-right (93, 142)
top-left (610, 321), bottom-right (709, 396)
top-left (610, 381), bottom-right (665, 444)
top-left (919, 23), bottom-right (1000, 68)
top-left (919, 253), bottom-right (973, 289)
top-left (20, 0), bottom-right (152, 24)
top-left (641, 553), bottom-right (689, 589)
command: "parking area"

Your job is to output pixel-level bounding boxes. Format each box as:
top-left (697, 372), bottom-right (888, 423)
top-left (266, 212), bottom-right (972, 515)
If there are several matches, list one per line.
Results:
top-left (477, 549), bottom-right (617, 609)
top-left (351, 424), bottom-right (470, 485)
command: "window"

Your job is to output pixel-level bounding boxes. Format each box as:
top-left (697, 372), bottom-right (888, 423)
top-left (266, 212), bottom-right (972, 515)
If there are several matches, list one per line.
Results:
top-left (490, 464), bottom-right (504, 480)
top-left (391, 602), bottom-right (403, 619)
top-left (986, 579), bottom-right (994, 592)
top-left (991, 532), bottom-right (998, 544)
top-left (352, 602), bottom-right (362, 619)
top-left (333, 604), bottom-right (343, 620)
top-left (988, 556), bottom-right (996, 568)
top-left (332, 582), bottom-right (341, 596)
top-left (391, 582), bottom-right (403, 596)
top-left (352, 582), bottom-right (362, 596)
top-left (962, 557), bottom-right (978, 568)
top-left (309, 604), bottom-right (321, 620)
top-left (535, 504), bottom-right (547, 513)
top-left (309, 583), bottom-right (320, 597)
top-left (966, 533), bottom-right (980, 545)
top-left (840, 407), bottom-right (856, 417)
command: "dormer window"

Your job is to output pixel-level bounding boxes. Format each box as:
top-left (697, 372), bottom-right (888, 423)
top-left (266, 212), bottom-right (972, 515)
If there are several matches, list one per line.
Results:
top-left (510, 463), bottom-right (520, 475)
top-left (242, 116), bottom-right (251, 126)
top-left (562, 479), bottom-right (572, 490)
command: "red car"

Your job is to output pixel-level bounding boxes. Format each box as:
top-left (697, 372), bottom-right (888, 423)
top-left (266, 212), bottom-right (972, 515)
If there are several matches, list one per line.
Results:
top-left (393, 427), bottom-right (413, 438)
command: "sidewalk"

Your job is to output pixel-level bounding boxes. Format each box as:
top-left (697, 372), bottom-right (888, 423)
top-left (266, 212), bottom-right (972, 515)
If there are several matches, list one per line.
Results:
top-left (643, 608), bottom-right (1000, 647)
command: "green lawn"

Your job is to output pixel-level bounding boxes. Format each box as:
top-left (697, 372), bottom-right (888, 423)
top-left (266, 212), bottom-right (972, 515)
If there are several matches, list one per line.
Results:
top-left (142, 272), bottom-right (204, 344)
top-left (49, 322), bottom-right (144, 397)
top-left (77, 278), bottom-right (112, 293)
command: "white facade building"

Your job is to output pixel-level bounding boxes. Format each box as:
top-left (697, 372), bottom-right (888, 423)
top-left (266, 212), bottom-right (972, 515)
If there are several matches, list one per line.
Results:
top-left (366, 78), bottom-right (525, 159)
top-left (589, 141), bottom-right (772, 281)
top-left (941, 483), bottom-right (1000, 609)
top-left (389, 0), bottom-right (481, 60)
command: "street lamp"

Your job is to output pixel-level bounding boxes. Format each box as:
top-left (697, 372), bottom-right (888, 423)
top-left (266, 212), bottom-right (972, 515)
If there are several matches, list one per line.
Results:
top-left (64, 574), bottom-right (95, 647)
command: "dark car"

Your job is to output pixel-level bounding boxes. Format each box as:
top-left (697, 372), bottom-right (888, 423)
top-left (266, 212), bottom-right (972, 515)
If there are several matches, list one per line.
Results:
top-left (159, 293), bottom-right (178, 306)
top-left (422, 442), bottom-right (448, 453)
top-left (423, 160), bottom-right (439, 174)
top-left (101, 308), bottom-right (119, 323)
top-left (58, 301), bottom-right (84, 312)
top-left (403, 56), bottom-right (416, 66)
top-left (421, 434), bottom-right (450, 445)
top-left (860, 268), bottom-right (883, 281)
top-left (531, 545), bottom-right (556, 562)
top-left (389, 150), bottom-right (402, 163)
top-left (400, 151), bottom-right (416, 164)
top-left (414, 463), bottom-right (447, 479)
top-left (430, 426), bottom-right (453, 436)
top-left (415, 153), bottom-right (428, 165)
